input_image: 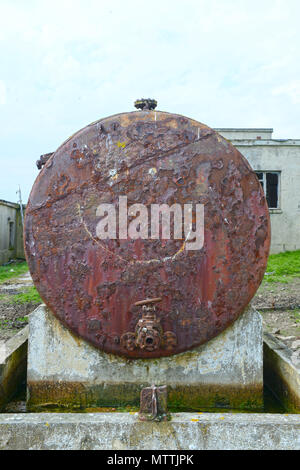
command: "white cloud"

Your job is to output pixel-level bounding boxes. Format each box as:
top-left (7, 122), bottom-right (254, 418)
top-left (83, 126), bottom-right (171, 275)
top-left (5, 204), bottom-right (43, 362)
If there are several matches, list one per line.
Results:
top-left (272, 80), bottom-right (300, 104)
top-left (0, 81), bottom-right (6, 105)
top-left (0, 0), bottom-right (300, 201)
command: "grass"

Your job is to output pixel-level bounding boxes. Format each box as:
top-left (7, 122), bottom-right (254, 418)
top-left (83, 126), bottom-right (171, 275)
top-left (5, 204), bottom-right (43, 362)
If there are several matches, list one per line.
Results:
top-left (9, 286), bottom-right (42, 304)
top-left (0, 286), bottom-right (42, 304)
top-left (291, 310), bottom-right (300, 323)
top-left (264, 250), bottom-right (300, 283)
top-left (0, 260), bottom-right (42, 304)
top-left (0, 316), bottom-right (28, 328)
top-left (0, 260), bottom-right (28, 284)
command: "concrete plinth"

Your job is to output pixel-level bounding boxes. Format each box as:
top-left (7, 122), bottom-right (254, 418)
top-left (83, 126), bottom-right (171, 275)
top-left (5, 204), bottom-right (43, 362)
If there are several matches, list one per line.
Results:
top-left (1, 412), bottom-right (300, 450)
top-left (27, 304), bottom-right (263, 411)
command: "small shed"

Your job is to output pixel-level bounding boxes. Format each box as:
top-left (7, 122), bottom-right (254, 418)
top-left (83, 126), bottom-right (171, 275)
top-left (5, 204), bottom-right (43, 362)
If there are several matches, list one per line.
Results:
top-left (0, 200), bottom-right (25, 264)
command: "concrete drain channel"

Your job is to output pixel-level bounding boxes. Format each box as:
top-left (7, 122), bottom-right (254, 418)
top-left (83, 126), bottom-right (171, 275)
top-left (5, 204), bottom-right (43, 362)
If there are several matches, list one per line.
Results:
top-left (0, 310), bottom-right (299, 450)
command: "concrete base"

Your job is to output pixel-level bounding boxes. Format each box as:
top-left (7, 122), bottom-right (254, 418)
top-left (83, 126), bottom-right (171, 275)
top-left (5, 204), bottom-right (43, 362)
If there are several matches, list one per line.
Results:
top-left (0, 412), bottom-right (300, 450)
top-left (27, 304), bottom-right (263, 411)
top-left (0, 327), bottom-right (28, 411)
top-left (264, 332), bottom-right (300, 413)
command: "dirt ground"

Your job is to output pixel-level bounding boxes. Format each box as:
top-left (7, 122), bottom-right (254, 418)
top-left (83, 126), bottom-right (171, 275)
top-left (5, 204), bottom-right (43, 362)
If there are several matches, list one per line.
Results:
top-left (253, 277), bottom-right (300, 311)
top-left (1, 272), bottom-right (300, 353)
top-left (0, 272), bottom-right (38, 341)
top-left (252, 278), bottom-right (300, 354)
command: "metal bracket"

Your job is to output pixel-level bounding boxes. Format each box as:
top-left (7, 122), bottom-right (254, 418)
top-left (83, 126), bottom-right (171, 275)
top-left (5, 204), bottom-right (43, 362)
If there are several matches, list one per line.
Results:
top-left (36, 152), bottom-right (53, 170)
top-left (139, 384), bottom-right (169, 422)
top-left (134, 98), bottom-right (157, 111)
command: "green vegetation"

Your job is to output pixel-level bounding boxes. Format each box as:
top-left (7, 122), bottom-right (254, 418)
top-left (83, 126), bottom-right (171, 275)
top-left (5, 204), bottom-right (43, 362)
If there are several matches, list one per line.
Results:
top-left (9, 286), bottom-right (42, 304)
top-left (290, 309), bottom-right (300, 323)
top-left (0, 260), bottom-right (42, 305)
top-left (0, 286), bottom-right (41, 304)
top-left (0, 261), bottom-right (28, 283)
top-left (264, 250), bottom-right (300, 283)
top-left (0, 316), bottom-right (28, 329)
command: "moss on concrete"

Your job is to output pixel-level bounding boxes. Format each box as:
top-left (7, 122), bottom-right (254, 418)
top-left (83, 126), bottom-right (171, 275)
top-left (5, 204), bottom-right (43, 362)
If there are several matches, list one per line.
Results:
top-left (168, 384), bottom-right (263, 411)
top-left (27, 380), bottom-right (263, 412)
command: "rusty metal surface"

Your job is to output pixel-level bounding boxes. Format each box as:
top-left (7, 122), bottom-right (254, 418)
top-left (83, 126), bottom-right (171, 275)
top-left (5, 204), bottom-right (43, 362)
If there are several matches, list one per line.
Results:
top-left (24, 110), bottom-right (270, 358)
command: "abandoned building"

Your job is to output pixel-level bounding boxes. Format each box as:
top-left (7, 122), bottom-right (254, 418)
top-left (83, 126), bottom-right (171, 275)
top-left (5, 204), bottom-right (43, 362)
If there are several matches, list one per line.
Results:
top-left (0, 200), bottom-right (25, 264)
top-left (216, 128), bottom-right (300, 254)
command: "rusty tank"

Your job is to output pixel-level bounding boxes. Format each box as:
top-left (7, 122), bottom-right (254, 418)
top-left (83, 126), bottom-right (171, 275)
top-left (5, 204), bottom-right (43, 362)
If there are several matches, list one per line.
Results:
top-left (24, 99), bottom-right (271, 358)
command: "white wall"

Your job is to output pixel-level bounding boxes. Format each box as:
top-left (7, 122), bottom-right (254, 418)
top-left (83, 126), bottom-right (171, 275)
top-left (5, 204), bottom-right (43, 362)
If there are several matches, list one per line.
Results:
top-left (233, 142), bottom-right (300, 253)
top-left (0, 202), bottom-right (17, 264)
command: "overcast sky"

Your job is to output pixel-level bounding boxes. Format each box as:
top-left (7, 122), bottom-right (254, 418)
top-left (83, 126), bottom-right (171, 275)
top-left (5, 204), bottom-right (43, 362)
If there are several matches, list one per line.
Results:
top-left (0, 0), bottom-right (299, 203)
